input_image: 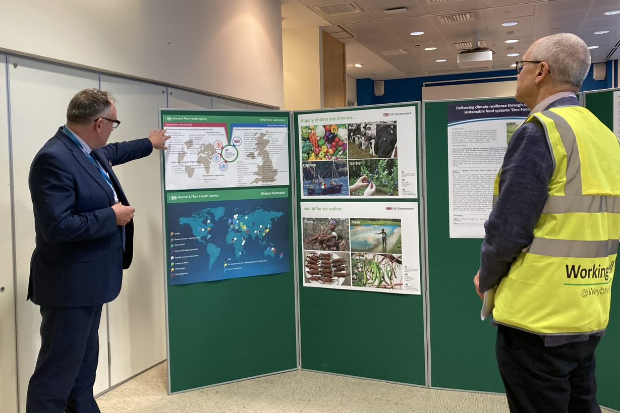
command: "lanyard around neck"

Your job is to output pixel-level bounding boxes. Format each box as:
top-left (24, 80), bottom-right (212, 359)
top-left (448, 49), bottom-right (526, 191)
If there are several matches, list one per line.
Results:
top-left (63, 126), bottom-right (115, 190)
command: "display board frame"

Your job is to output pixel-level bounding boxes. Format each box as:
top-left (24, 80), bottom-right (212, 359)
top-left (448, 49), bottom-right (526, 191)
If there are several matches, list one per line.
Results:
top-left (583, 88), bottom-right (620, 412)
top-left (293, 102), bottom-right (427, 386)
top-left (160, 109), bottom-right (298, 393)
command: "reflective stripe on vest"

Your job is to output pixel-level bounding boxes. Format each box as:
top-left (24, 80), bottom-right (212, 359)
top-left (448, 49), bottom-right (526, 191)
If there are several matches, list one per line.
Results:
top-left (492, 106), bottom-right (620, 334)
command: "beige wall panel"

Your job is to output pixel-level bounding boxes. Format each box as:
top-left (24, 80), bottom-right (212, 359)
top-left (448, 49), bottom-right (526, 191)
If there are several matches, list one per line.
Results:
top-left (322, 33), bottom-right (346, 109)
top-left (99, 76), bottom-right (167, 386)
top-left (283, 27), bottom-right (322, 111)
top-left (0, 0), bottom-right (284, 108)
top-left (167, 88), bottom-right (213, 110)
top-left (7, 56), bottom-right (108, 411)
top-left (0, 55), bottom-right (18, 413)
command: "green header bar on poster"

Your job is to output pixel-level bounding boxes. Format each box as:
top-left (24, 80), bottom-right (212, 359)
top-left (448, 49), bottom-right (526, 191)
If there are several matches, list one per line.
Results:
top-left (162, 114), bottom-right (288, 124)
top-left (167, 187), bottom-right (289, 204)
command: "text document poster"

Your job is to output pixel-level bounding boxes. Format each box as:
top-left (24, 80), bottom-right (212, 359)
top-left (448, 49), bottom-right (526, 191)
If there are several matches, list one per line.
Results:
top-left (299, 201), bottom-right (420, 295)
top-left (448, 100), bottom-right (529, 238)
top-left (297, 105), bottom-right (417, 199)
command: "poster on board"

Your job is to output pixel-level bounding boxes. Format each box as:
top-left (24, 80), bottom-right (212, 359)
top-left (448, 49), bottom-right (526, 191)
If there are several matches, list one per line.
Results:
top-left (447, 100), bottom-right (529, 238)
top-left (162, 113), bottom-right (289, 190)
top-left (165, 188), bottom-right (290, 286)
top-left (161, 110), bottom-right (292, 286)
top-left (297, 105), bottom-right (417, 199)
top-left (299, 201), bottom-right (420, 295)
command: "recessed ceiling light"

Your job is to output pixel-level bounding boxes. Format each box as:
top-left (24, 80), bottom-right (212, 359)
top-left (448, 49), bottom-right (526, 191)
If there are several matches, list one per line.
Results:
top-left (410, 31), bottom-right (425, 36)
top-left (425, 47), bottom-right (437, 51)
top-left (594, 30), bottom-right (610, 34)
top-left (354, 63), bottom-right (363, 67)
top-left (605, 10), bottom-right (620, 15)
top-left (505, 39), bottom-right (519, 43)
top-left (510, 63), bottom-right (517, 67)
top-left (507, 52), bottom-right (520, 57)
top-left (588, 45), bottom-right (599, 49)
top-left (502, 21), bottom-right (518, 26)
top-left (436, 59), bottom-right (447, 62)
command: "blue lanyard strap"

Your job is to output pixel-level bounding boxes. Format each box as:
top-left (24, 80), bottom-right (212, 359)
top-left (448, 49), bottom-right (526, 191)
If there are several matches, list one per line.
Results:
top-left (63, 127), bottom-right (116, 191)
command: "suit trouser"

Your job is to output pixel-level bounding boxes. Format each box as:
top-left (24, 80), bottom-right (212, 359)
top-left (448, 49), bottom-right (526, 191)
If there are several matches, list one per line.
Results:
top-left (496, 324), bottom-right (602, 413)
top-left (26, 305), bottom-right (103, 413)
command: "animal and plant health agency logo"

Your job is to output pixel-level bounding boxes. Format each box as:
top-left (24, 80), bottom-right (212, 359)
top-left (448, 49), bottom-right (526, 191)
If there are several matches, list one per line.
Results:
top-left (166, 116), bottom-right (173, 121)
top-left (170, 195), bottom-right (178, 201)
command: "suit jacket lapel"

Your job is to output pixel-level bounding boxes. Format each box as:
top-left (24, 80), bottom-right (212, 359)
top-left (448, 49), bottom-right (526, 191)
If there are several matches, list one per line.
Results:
top-left (56, 131), bottom-right (116, 203)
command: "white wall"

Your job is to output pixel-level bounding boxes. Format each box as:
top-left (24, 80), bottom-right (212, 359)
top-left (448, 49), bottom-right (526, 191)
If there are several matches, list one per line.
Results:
top-left (346, 76), bottom-right (357, 106)
top-left (282, 27), bottom-right (322, 111)
top-left (422, 80), bottom-right (517, 101)
top-left (0, 0), bottom-right (284, 108)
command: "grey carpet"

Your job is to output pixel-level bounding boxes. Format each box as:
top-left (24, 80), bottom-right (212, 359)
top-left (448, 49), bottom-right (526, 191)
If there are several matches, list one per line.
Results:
top-left (97, 362), bottom-right (616, 413)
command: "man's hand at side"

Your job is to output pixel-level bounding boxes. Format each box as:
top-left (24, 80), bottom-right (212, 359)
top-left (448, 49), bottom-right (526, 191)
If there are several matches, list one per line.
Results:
top-left (112, 203), bottom-right (135, 226)
top-left (474, 272), bottom-right (484, 300)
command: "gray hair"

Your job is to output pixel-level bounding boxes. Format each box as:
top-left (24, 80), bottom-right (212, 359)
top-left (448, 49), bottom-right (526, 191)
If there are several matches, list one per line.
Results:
top-left (66, 89), bottom-right (115, 125)
top-left (530, 33), bottom-right (591, 91)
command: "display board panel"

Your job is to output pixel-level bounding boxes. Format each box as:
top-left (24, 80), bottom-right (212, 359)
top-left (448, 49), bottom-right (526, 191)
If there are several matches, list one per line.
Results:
top-left (584, 89), bottom-right (620, 412)
top-left (424, 98), bottom-right (508, 392)
top-left (295, 103), bottom-right (426, 385)
top-left (161, 109), bottom-right (297, 393)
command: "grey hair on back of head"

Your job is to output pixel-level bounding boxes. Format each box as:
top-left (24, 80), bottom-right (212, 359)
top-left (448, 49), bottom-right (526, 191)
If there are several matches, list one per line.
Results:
top-left (530, 33), bottom-right (591, 91)
top-left (66, 89), bottom-right (115, 125)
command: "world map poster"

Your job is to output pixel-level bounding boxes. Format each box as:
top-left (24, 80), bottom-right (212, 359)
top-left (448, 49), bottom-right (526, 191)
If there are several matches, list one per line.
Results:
top-left (162, 113), bottom-right (290, 190)
top-left (166, 188), bottom-right (290, 286)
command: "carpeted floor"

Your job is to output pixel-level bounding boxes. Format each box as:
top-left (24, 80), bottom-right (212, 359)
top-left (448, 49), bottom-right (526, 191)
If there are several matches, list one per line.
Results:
top-left (96, 362), bottom-right (616, 413)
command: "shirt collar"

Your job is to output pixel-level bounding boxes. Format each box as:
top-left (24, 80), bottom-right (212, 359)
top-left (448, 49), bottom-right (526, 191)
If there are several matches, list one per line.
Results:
top-left (530, 91), bottom-right (577, 114)
top-left (63, 125), bottom-right (92, 155)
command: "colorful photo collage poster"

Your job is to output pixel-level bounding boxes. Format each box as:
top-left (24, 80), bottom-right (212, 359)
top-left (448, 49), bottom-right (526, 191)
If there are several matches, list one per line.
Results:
top-left (300, 201), bottom-right (420, 295)
top-left (298, 106), bottom-right (418, 199)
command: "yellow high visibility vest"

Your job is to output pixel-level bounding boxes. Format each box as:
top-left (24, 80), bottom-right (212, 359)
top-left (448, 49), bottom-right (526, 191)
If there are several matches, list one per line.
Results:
top-left (492, 106), bottom-right (620, 334)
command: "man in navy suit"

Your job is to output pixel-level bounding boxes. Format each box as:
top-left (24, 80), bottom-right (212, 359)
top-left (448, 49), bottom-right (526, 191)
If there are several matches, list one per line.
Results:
top-left (26, 88), bottom-right (169, 413)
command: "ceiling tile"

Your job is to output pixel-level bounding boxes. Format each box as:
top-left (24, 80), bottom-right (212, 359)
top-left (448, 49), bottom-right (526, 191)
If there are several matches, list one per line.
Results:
top-left (420, 0), bottom-right (479, 14)
top-left (479, 4), bottom-right (534, 21)
top-left (340, 21), bottom-right (391, 36)
top-left (359, 0), bottom-right (429, 18)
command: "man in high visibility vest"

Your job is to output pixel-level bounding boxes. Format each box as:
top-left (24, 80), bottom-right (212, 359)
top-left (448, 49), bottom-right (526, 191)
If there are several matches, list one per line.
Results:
top-left (474, 33), bottom-right (620, 413)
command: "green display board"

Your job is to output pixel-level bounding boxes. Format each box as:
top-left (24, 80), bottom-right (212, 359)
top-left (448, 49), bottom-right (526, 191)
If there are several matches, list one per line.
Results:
top-left (293, 103), bottom-right (426, 385)
top-left (160, 110), bottom-right (297, 393)
top-left (584, 89), bottom-right (620, 412)
top-left (424, 98), bottom-right (506, 392)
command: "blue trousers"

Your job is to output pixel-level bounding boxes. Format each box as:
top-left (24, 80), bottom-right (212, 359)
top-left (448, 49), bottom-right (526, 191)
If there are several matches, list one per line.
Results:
top-left (496, 324), bottom-right (602, 413)
top-left (26, 305), bottom-right (103, 413)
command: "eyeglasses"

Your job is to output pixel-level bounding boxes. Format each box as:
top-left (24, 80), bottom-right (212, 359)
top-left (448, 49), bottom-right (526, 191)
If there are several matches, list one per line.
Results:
top-left (515, 60), bottom-right (550, 74)
top-left (95, 117), bottom-right (121, 129)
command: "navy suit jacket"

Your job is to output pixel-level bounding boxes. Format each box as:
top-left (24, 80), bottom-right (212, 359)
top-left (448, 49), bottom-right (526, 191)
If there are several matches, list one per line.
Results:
top-left (28, 127), bottom-right (153, 308)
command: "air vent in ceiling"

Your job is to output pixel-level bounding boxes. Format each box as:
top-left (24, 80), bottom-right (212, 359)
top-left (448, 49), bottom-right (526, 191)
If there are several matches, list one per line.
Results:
top-left (454, 40), bottom-right (487, 50)
top-left (438, 12), bottom-right (477, 24)
top-left (379, 49), bottom-right (409, 56)
top-left (316, 2), bottom-right (363, 16)
top-left (406, 71), bottom-right (429, 76)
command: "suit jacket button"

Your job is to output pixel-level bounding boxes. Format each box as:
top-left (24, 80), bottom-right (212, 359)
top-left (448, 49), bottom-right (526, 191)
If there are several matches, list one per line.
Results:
top-left (118, 247), bottom-right (122, 252)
